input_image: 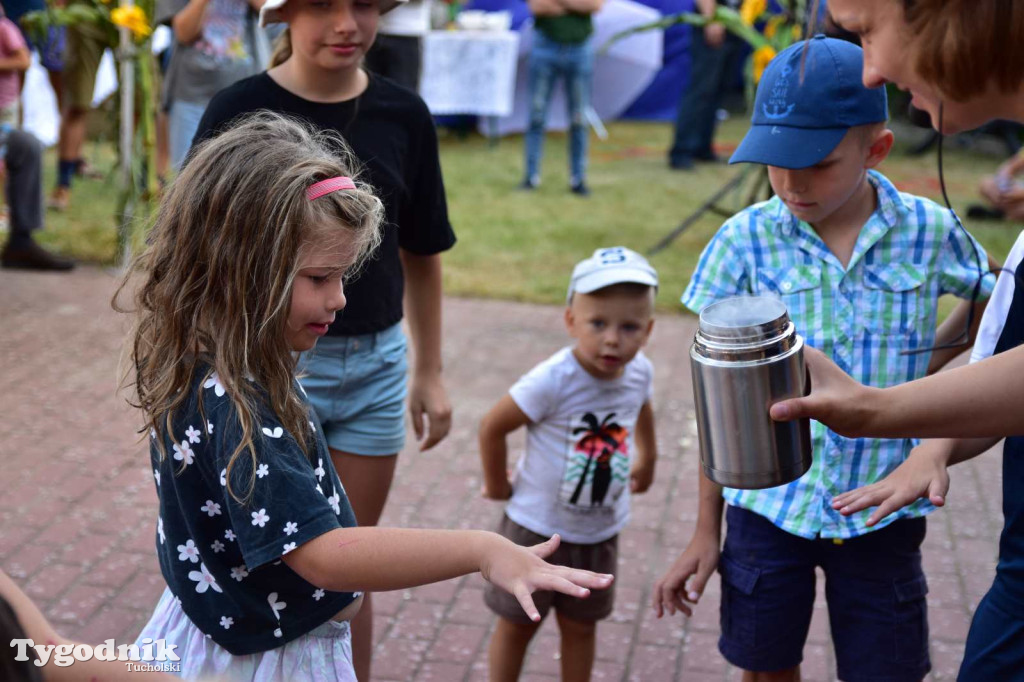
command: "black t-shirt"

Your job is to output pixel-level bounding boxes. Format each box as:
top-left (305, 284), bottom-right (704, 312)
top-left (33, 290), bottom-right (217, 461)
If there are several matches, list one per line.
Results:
top-left (193, 73), bottom-right (456, 336)
top-left (150, 368), bottom-right (359, 655)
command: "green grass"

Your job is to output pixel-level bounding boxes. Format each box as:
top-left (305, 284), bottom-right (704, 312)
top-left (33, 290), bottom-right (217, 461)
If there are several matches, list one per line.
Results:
top-left (34, 117), bottom-right (1020, 315)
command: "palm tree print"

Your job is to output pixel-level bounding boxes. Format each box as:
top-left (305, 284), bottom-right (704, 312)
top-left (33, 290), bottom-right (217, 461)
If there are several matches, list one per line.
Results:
top-left (568, 412), bottom-right (627, 506)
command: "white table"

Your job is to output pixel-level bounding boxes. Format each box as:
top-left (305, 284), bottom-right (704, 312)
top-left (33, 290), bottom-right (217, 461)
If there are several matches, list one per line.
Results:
top-left (419, 30), bottom-right (520, 133)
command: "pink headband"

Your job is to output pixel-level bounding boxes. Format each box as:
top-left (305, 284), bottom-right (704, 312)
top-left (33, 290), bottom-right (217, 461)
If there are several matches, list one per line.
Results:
top-left (307, 176), bottom-right (356, 201)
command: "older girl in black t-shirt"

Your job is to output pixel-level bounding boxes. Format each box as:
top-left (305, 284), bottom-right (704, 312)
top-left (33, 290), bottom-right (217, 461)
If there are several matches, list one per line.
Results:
top-left (191, 1), bottom-right (455, 676)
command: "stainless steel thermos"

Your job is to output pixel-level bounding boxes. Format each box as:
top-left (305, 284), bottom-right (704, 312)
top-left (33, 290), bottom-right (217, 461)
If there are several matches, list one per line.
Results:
top-left (690, 296), bottom-right (812, 489)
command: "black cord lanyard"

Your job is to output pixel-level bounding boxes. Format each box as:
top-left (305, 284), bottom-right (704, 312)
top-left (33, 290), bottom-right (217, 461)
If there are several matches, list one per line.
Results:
top-left (900, 103), bottom-right (1014, 356)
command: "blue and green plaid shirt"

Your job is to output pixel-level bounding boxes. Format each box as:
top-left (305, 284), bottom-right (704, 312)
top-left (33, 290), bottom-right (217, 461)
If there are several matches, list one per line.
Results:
top-left (683, 171), bottom-right (995, 539)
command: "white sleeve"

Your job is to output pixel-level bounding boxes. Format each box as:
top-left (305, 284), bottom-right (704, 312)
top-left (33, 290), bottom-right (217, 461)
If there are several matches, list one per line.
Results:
top-left (970, 231), bottom-right (1024, 364)
top-left (508, 361), bottom-right (559, 424)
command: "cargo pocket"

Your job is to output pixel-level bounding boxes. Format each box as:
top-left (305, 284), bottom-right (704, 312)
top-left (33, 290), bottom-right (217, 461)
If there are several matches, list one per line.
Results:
top-left (861, 264), bottom-right (927, 336)
top-left (893, 574), bottom-right (929, 664)
top-left (719, 555), bottom-right (761, 647)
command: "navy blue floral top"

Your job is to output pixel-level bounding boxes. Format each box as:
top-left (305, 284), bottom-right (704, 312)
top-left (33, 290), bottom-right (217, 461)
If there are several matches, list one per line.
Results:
top-left (149, 368), bottom-right (359, 655)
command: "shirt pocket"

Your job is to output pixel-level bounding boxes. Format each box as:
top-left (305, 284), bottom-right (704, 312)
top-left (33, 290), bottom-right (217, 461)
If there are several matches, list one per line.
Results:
top-left (755, 264), bottom-right (823, 331)
top-left (860, 264), bottom-right (928, 336)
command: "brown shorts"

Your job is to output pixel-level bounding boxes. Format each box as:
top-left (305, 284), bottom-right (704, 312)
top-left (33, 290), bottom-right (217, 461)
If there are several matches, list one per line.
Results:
top-left (483, 515), bottom-right (618, 624)
top-left (63, 20), bottom-right (112, 111)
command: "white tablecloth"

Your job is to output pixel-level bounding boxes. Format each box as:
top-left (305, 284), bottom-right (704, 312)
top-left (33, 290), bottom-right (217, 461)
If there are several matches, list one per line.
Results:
top-left (419, 30), bottom-right (520, 117)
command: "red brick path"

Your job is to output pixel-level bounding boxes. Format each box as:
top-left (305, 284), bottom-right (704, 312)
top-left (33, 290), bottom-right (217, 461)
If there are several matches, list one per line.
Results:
top-left (0, 267), bottom-right (1003, 680)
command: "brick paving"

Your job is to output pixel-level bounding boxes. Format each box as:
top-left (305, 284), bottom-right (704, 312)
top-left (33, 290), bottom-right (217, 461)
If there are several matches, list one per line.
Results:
top-left (0, 266), bottom-right (1004, 681)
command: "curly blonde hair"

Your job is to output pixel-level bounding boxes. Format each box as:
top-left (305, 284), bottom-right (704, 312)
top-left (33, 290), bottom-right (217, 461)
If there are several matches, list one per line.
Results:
top-left (115, 112), bottom-right (383, 503)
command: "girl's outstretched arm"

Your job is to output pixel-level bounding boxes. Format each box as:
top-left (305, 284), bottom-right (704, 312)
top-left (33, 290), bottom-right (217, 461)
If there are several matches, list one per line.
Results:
top-left (283, 528), bottom-right (613, 622)
top-left (771, 345), bottom-right (1024, 439)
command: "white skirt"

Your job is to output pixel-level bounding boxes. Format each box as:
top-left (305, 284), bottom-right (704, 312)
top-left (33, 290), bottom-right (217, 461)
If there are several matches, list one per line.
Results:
top-left (135, 588), bottom-right (357, 682)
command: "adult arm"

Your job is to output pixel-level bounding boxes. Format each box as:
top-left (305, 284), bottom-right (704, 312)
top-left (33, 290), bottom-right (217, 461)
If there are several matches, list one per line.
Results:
top-left (171, 0), bottom-right (211, 45)
top-left (555, 0), bottom-right (603, 15)
top-left (400, 250), bottom-right (452, 451)
top-left (771, 344), bottom-right (1024, 438)
top-left (0, 48), bottom-right (29, 72)
top-left (528, 0), bottom-right (567, 17)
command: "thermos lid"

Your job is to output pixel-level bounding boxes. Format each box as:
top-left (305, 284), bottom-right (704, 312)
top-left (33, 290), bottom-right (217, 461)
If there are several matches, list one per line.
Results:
top-left (699, 296), bottom-right (788, 340)
top-left (694, 296), bottom-right (798, 361)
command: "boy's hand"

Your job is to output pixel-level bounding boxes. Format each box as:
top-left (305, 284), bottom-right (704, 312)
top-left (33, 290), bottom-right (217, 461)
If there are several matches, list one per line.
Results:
top-left (651, 530), bottom-right (720, 618)
top-left (481, 477), bottom-right (513, 501)
top-left (630, 460), bottom-right (655, 494)
top-left (479, 534), bottom-right (614, 622)
top-left (831, 441), bottom-right (952, 526)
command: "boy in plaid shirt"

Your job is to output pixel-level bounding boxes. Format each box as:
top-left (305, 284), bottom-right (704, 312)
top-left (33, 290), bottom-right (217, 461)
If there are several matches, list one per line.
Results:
top-left (652, 37), bottom-right (994, 682)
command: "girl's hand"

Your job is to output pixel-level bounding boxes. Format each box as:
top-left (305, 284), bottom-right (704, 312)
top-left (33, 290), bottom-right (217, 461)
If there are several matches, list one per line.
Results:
top-left (479, 534), bottom-right (614, 622)
top-left (831, 441), bottom-right (952, 526)
top-left (769, 347), bottom-right (876, 437)
top-left (409, 371), bottom-right (452, 451)
top-left (481, 478), bottom-right (513, 500)
top-left (651, 529), bottom-right (720, 618)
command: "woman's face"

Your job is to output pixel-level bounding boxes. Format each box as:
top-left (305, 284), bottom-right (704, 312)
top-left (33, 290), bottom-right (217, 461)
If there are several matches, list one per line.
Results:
top-left (827, 0), bottom-right (999, 134)
top-left (282, 0), bottom-right (380, 73)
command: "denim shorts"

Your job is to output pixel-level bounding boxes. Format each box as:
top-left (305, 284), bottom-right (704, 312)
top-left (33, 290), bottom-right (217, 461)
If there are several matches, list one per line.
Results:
top-left (297, 323), bottom-right (408, 456)
top-left (718, 505), bottom-right (930, 682)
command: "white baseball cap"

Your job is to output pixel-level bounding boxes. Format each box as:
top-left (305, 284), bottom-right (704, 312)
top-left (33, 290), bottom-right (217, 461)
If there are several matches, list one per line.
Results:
top-left (567, 247), bottom-right (659, 304)
top-left (260, 0), bottom-right (407, 27)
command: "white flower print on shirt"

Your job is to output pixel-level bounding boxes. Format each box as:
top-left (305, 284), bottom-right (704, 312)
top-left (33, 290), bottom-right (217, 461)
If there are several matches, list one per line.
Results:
top-left (201, 500), bottom-right (222, 517)
top-left (284, 522), bottom-right (298, 536)
top-left (203, 372), bottom-right (226, 397)
top-left (185, 425), bottom-right (202, 444)
top-left (251, 509), bottom-right (270, 527)
top-left (283, 542), bottom-right (296, 554)
top-left (268, 592), bottom-right (286, 620)
top-left (172, 441), bottom-right (194, 467)
top-left (188, 563), bottom-right (223, 594)
top-left (261, 426), bottom-right (284, 439)
top-left (207, 420), bottom-right (214, 435)
top-left (256, 463), bottom-right (269, 479)
top-left (225, 529), bottom-right (236, 542)
top-left (220, 468), bottom-right (227, 487)
top-left (274, 628), bottom-right (283, 638)
top-left (313, 589), bottom-right (325, 601)
top-left (314, 458), bottom-right (325, 482)
top-left (149, 427), bottom-right (157, 440)
top-left (309, 420), bottom-right (316, 432)
top-left (327, 492), bottom-right (341, 516)
top-left (230, 565), bottom-right (248, 582)
top-left (211, 540), bottom-right (225, 553)
top-left (153, 469), bottom-right (160, 486)
top-left (177, 539), bottom-right (200, 563)
top-left (220, 616), bottom-right (233, 629)
top-left (157, 516), bottom-right (165, 544)
top-left (316, 484), bottom-right (324, 496)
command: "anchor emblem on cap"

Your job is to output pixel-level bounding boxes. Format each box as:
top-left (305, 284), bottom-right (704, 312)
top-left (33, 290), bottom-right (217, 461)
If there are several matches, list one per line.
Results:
top-left (763, 102), bottom-right (796, 119)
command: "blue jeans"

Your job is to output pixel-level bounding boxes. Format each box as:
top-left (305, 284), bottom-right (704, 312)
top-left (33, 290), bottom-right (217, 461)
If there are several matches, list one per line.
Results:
top-left (524, 32), bottom-right (594, 185)
top-left (169, 100), bottom-right (208, 171)
top-left (669, 29), bottom-right (744, 165)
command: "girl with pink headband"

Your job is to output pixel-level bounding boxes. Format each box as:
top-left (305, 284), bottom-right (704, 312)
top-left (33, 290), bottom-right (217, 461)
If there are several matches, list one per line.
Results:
top-left (124, 113), bottom-right (611, 682)
top-left (189, 0), bottom-right (455, 674)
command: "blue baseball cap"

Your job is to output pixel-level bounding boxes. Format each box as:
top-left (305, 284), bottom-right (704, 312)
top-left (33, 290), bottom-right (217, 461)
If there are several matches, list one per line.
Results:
top-left (730, 35), bottom-right (888, 170)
